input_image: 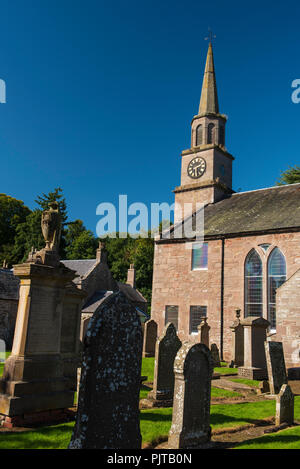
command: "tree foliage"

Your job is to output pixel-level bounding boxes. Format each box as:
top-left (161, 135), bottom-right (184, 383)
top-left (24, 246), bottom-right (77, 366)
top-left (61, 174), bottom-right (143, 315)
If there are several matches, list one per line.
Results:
top-left (276, 165), bottom-right (300, 185)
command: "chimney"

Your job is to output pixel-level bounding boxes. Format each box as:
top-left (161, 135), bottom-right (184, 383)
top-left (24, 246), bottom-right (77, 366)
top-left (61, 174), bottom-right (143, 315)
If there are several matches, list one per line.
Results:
top-left (96, 241), bottom-right (107, 264)
top-left (127, 264), bottom-right (136, 289)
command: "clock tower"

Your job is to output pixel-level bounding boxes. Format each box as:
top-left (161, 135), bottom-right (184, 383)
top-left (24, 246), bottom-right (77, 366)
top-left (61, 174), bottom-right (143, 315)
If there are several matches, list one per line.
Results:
top-left (174, 41), bottom-right (234, 223)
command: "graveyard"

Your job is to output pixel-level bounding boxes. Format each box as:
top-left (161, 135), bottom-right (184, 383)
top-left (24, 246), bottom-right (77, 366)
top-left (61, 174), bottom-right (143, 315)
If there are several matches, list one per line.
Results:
top-left (0, 354), bottom-right (299, 449)
top-left (0, 1), bottom-right (300, 455)
top-left (0, 204), bottom-right (298, 450)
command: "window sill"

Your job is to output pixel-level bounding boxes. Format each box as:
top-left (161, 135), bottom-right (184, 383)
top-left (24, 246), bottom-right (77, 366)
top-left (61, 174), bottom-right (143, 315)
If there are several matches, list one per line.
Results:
top-left (191, 268), bottom-right (208, 271)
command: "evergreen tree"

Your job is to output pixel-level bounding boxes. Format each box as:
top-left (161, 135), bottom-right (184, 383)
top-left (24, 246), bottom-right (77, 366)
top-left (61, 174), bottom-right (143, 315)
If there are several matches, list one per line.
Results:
top-left (276, 165), bottom-right (300, 185)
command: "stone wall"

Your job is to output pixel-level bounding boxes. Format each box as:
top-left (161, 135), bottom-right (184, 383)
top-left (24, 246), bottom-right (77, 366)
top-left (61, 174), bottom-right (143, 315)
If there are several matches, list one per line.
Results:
top-left (80, 262), bottom-right (118, 300)
top-left (275, 268), bottom-right (300, 368)
top-left (151, 231), bottom-right (300, 361)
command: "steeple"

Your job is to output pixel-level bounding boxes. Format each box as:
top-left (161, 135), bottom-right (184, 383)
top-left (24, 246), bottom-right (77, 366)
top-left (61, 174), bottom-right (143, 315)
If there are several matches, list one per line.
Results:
top-left (198, 42), bottom-right (219, 115)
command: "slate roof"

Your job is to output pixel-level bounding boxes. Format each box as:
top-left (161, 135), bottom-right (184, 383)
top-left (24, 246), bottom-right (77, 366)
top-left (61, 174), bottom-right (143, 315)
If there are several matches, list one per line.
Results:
top-left (82, 290), bottom-right (113, 313)
top-left (117, 282), bottom-right (147, 303)
top-left (167, 183), bottom-right (300, 241)
top-left (60, 259), bottom-right (97, 283)
top-left (0, 269), bottom-right (19, 300)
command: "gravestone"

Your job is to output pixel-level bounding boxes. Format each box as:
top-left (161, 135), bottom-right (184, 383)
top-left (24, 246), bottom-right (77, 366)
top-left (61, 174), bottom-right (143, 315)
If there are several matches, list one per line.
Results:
top-left (144, 322), bottom-right (181, 407)
top-left (69, 290), bottom-right (142, 449)
top-left (142, 319), bottom-right (157, 358)
top-left (230, 309), bottom-right (244, 367)
top-left (197, 318), bottom-right (210, 348)
top-left (0, 202), bottom-right (81, 427)
top-left (168, 342), bottom-right (214, 449)
top-left (238, 316), bottom-right (269, 380)
top-left (210, 343), bottom-right (221, 367)
top-left (275, 384), bottom-right (294, 426)
top-left (265, 341), bottom-right (287, 395)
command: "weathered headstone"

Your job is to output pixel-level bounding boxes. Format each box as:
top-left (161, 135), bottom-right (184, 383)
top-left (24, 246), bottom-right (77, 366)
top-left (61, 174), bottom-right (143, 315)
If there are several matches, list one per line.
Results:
top-left (142, 319), bottom-right (157, 358)
top-left (238, 316), bottom-right (269, 380)
top-left (144, 322), bottom-right (181, 407)
top-left (230, 309), bottom-right (244, 367)
top-left (275, 384), bottom-right (294, 426)
top-left (257, 380), bottom-right (270, 395)
top-left (210, 343), bottom-right (221, 367)
top-left (265, 341), bottom-right (287, 395)
top-left (168, 342), bottom-right (214, 449)
top-left (197, 318), bottom-right (210, 348)
top-left (69, 291), bottom-right (142, 449)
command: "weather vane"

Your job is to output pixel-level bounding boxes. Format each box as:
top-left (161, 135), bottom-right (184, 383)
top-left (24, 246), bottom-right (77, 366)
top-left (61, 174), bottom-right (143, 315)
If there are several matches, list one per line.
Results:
top-left (205, 28), bottom-right (216, 43)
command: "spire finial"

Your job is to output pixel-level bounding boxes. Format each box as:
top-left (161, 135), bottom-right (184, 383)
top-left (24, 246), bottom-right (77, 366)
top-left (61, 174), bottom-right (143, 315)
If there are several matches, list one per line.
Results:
top-left (198, 35), bottom-right (219, 115)
top-left (205, 28), bottom-right (216, 44)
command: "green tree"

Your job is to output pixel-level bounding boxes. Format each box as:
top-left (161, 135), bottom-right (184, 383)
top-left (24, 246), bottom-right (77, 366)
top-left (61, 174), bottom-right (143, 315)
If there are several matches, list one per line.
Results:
top-left (13, 210), bottom-right (44, 263)
top-left (0, 194), bottom-right (31, 266)
top-left (65, 220), bottom-right (98, 259)
top-left (276, 165), bottom-right (300, 185)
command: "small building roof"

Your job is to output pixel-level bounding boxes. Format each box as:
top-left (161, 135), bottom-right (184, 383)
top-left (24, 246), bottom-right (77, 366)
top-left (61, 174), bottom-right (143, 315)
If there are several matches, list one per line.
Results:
top-left (60, 259), bottom-right (97, 283)
top-left (82, 290), bottom-right (113, 313)
top-left (117, 282), bottom-right (147, 304)
top-left (0, 269), bottom-right (19, 300)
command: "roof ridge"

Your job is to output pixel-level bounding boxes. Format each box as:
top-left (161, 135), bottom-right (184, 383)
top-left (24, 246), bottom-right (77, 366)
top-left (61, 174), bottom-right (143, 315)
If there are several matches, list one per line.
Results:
top-left (232, 182), bottom-right (300, 196)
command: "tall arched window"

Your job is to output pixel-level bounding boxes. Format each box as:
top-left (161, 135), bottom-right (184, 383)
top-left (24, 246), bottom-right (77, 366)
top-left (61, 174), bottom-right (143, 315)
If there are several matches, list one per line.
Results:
top-left (207, 123), bottom-right (215, 144)
top-left (196, 125), bottom-right (203, 146)
top-left (245, 249), bottom-right (263, 317)
top-left (268, 248), bottom-right (286, 329)
top-left (219, 125), bottom-right (225, 146)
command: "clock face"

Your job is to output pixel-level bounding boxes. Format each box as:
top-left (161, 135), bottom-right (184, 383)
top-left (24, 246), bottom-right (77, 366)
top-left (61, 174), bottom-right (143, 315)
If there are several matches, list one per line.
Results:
top-left (187, 157), bottom-right (206, 179)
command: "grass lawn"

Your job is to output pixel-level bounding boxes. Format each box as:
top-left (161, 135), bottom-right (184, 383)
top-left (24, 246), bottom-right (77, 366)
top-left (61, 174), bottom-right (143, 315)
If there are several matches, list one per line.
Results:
top-left (211, 387), bottom-right (241, 398)
top-left (1, 398), bottom-right (294, 449)
top-left (214, 367), bottom-right (238, 375)
top-left (141, 357), bottom-right (154, 382)
top-left (229, 378), bottom-right (260, 388)
top-left (235, 425), bottom-right (300, 449)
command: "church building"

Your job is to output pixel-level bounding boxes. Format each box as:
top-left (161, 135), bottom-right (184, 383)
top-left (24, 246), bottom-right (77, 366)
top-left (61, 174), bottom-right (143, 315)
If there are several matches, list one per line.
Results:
top-left (151, 42), bottom-right (300, 366)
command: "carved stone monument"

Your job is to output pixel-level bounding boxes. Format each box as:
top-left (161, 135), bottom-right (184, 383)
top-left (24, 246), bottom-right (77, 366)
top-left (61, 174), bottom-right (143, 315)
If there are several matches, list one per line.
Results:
top-left (265, 341), bottom-right (287, 395)
top-left (143, 322), bottom-right (181, 407)
top-left (230, 309), bottom-right (244, 367)
top-left (210, 343), bottom-right (221, 367)
top-left (142, 319), bottom-right (157, 358)
top-left (69, 291), bottom-right (142, 449)
top-left (0, 203), bottom-right (83, 427)
top-left (275, 384), bottom-right (294, 426)
top-left (168, 342), bottom-right (214, 449)
top-left (238, 316), bottom-right (269, 380)
top-left (197, 318), bottom-right (210, 348)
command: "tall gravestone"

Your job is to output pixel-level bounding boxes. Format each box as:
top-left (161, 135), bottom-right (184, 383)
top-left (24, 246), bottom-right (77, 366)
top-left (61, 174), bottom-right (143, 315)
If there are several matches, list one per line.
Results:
top-left (197, 318), bottom-right (210, 348)
top-left (0, 202), bottom-right (81, 427)
top-left (145, 322), bottom-right (181, 407)
top-left (275, 384), bottom-right (294, 426)
top-left (168, 342), bottom-right (214, 449)
top-left (238, 316), bottom-right (269, 380)
top-left (69, 291), bottom-right (142, 449)
top-left (142, 319), bottom-right (157, 358)
top-left (265, 341), bottom-right (287, 395)
top-left (210, 343), bottom-right (221, 367)
top-left (230, 309), bottom-right (244, 367)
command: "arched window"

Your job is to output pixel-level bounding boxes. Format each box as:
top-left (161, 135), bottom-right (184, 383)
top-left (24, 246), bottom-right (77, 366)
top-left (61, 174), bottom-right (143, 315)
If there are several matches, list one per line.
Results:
top-left (196, 125), bottom-right (203, 146)
top-left (245, 249), bottom-right (263, 317)
top-left (267, 248), bottom-right (286, 329)
top-left (219, 125), bottom-right (225, 146)
top-left (207, 123), bottom-right (215, 144)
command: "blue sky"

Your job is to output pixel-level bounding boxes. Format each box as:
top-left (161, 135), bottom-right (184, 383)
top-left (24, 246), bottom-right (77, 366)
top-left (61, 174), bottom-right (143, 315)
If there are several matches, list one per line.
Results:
top-left (0, 0), bottom-right (299, 233)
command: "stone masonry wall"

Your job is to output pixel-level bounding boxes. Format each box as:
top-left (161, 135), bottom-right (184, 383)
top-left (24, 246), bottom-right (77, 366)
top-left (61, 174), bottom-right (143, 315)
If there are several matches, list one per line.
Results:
top-left (275, 268), bottom-right (300, 368)
top-left (151, 231), bottom-right (300, 362)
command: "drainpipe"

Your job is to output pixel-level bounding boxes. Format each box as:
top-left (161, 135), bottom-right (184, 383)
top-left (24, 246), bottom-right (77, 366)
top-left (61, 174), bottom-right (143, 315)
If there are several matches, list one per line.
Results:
top-left (220, 237), bottom-right (225, 361)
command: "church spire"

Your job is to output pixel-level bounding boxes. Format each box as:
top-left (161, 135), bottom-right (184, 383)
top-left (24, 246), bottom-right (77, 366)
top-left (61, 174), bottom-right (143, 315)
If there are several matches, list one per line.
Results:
top-left (198, 42), bottom-right (219, 115)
